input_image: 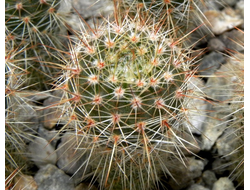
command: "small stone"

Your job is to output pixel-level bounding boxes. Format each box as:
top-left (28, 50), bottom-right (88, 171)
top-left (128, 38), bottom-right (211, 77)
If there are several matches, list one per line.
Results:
top-left (165, 157), bottom-right (205, 190)
top-left (15, 102), bottom-right (38, 124)
top-left (27, 137), bottom-right (57, 168)
top-left (42, 95), bottom-right (63, 129)
top-left (7, 101), bottom-right (39, 144)
top-left (183, 78), bottom-right (208, 135)
top-left (219, 29), bottom-right (244, 52)
top-left (58, 0), bottom-right (114, 31)
top-left (216, 128), bottom-right (237, 158)
top-left (37, 124), bottom-right (60, 148)
top-left (212, 158), bottom-right (231, 176)
top-left (52, 89), bottom-right (66, 98)
top-left (204, 9), bottom-right (243, 35)
top-left (202, 1), bottom-right (221, 10)
top-left (236, 0), bottom-right (244, 18)
top-left (201, 104), bottom-right (231, 151)
top-left (208, 38), bottom-right (226, 52)
top-left (13, 175), bottom-right (38, 190)
top-left (188, 158), bottom-right (205, 179)
top-left (183, 97), bottom-right (208, 135)
top-left (187, 184), bottom-right (210, 190)
top-left (198, 52), bottom-right (225, 76)
top-left (178, 132), bottom-right (201, 156)
top-left (202, 170), bottom-right (217, 189)
top-left (205, 74), bottom-right (232, 102)
top-left (214, 0), bottom-right (238, 7)
top-left (204, 55), bottom-right (243, 103)
top-left (212, 177), bottom-right (235, 190)
top-left (34, 164), bottom-right (74, 190)
top-left (56, 132), bottom-right (92, 184)
top-left (19, 91), bottom-right (52, 103)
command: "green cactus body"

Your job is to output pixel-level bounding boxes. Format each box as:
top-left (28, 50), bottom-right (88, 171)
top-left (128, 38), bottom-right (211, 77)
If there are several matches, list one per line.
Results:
top-left (58, 12), bottom-right (201, 189)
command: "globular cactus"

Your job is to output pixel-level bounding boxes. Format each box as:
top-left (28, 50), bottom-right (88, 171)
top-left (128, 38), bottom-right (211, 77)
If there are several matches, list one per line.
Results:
top-left (5, 0), bottom-right (66, 48)
top-left (53, 5), bottom-right (206, 189)
top-left (5, 34), bottom-right (31, 177)
top-left (120, 0), bottom-right (207, 29)
top-left (5, 0), bottom-right (70, 90)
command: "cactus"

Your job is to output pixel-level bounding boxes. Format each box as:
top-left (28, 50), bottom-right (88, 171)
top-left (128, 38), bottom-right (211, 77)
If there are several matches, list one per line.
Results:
top-left (5, 0), bottom-right (70, 90)
top-left (52, 3), bottom-right (207, 189)
top-left (120, 0), bottom-right (207, 27)
top-left (5, 0), bottom-right (66, 48)
top-left (5, 34), bottom-right (31, 177)
top-left (5, 0), bottom-right (68, 179)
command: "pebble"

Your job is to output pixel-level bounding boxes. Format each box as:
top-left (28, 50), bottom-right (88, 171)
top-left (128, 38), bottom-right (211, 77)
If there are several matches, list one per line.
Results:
top-left (236, 0), bottom-right (244, 18)
top-left (178, 132), bottom-right (201, 156)
top-left (186, 184), bottom-right (210, 190)
top-left (204, 8), bottom-right (243, 35)
top-left (208, 38), bottom-right (226, 52)
top-left (58, 0), bottom-right (114, 31)
top-left (42, 92), bottom-right (64, 129)
top-left (19, 90), bottom-right (52, 103)
top-left (165, 157), bottom-right (205, 190)
top-left (56, 132), bottom-right (92, 184)
top-left (205, 54), bottom-right (243, 103)
top-left (11, 102), bottom-right (39, 143)
top-left (214, 0), bottom-right (238, 7)
top-left (27, 137), bottom-right (57, 168)
top-left (34, 164), bottom-right (74, 190)
top-left (205, 74), bottom-right (232, 102)
top-left (215, 128), bottom-right (237, 158)
top-left (219, 29), bottom-right (244, 52)
top-left (202, 170), bottom-right (217, 189)
top-left (37, 124), bottom-right (60, 148)
top-left (183, 96), bottom-right (208, 135)
top-left (212, 157), bottom-right (231, 176)
top-left (188, 158), bottom-right (205, 179)
top-left (183, 78), bottom-right (208, 135)
top-left (198, 52), bottom-right (225, 76)
top-left (202, 1), bottom-right (221, 10)
top-left (13, 175), bottom-right (38, 190)
top-left (15, 102), bottom-right (39, 124)
top-left (200, 104), bottom-right (231, 151)
top-left (212, 177), bottom-right (235, 190)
